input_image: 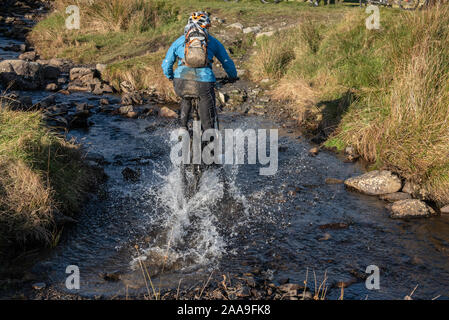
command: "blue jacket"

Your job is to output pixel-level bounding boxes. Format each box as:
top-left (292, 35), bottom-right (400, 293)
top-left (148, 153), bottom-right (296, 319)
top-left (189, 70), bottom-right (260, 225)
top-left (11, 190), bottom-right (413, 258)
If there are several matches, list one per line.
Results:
top-left (162, 34), bottom-right (237, 83)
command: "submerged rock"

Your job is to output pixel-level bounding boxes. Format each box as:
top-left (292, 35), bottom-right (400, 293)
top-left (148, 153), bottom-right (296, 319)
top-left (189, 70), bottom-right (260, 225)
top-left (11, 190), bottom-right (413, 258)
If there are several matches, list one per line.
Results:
top-left (389, 199), bottom-right (435, 219)
top-left (344, 170), bottom-right (402, 196)
top-left (440, 205), bottom-right (449, 215)
top-left (122, 167), bottom-right (141, 182)
top-left (379, 192), bottom-right (412, 202)
top-left (159, 106), bottom-right (177, 118)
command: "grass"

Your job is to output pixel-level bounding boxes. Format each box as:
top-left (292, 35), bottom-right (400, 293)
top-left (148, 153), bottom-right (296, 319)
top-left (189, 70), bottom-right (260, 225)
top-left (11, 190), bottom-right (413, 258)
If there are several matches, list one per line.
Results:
top-left (0, 103), bottom-right (91, 250)
top-left (249, 3), bottom-right (449, 205)
top-left (30, 0), bottom-right (346, 100)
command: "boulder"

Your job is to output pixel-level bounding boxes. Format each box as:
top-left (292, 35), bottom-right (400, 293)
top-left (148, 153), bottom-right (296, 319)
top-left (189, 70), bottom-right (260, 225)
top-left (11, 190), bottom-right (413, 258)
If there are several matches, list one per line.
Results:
top-left (41, 65), bottom-right (60, 80)
top-left (18, 51), bottom-right (37, 61)
top-left (159, 106), bottom-right (177, 118)
top-left (45, 83), bottom-right (58, 91)
top-left (344, 170), bottom-right (402, 196)
top-left (121, 92), bottom-right (143, 106)
top-left (390, 199), bottom-right (435, 219)
top-left (0, 59), bottom-right (43, 90)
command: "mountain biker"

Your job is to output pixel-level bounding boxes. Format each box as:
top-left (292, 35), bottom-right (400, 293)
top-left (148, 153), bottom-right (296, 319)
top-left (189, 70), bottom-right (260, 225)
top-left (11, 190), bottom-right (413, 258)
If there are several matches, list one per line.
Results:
top-left (161, 11), bottom-right (238, 132)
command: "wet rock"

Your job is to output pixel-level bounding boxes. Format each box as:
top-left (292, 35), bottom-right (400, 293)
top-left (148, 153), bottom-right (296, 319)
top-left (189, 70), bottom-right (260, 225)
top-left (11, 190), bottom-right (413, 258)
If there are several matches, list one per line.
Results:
top-left (309, 147), bottom-right (320, 156)
top-left (379, 192), bottom-right (412, 202)
top-left (390, 199), bottom-right (436, 219)
top-left (402, 180), bottom-right (429, 200)
top-left (126, 111), bottom-right (138, 119)
top-left (102, 272), bottom-right (121, 282)
top-left (100, 98), bottom-right (109, 105)
top-left (32, 282), bottom-right (46, 290)
top-left (440, 205), bottom-right (449, 215)
top-left (318, 233), bottom-right (331, 241)
top-left (344, 170), bottom-right (402, 196)
top-left (325, 178), bottom-right (343, 184)
top-left (41, 65), bottom-right (61, 80)
top-left (345, 146), bottom-right (359, 162)
top-left (122, 167), bottom-right (141, 182)
top-left (121, 92), bottom-right (143, 106)
top-left (159, 106), bottom-right (177, 118)
top-left (0, 59), bottom-right (43, 90)
top-left (119, 105), bottom-right (135, 115)
top-left (69, 67), bottom-right (96, 82)
top-left (18, 51), bottom-right (37, 61)
top-left (278, 283), bottom-right (302, 296)
top-left (45, 83), bottom-right (58, 91)
top-left (319, 222), bottom-right (349, 230)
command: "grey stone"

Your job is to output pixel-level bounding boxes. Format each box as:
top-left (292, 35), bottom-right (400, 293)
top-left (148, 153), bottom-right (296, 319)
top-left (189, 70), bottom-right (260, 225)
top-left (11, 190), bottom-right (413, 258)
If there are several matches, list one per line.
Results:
top-left (344, 170), bottom-right (402, 196)
top-left (390, 199), bottom-right (435, 219)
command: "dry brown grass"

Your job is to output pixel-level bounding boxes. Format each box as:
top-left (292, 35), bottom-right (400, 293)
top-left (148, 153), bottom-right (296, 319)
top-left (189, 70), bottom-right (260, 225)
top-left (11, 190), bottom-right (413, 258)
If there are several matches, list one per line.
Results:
top-left (0, 105), bottom-right (91, 248)
top-left (334, 5), bottom-right (449, 204)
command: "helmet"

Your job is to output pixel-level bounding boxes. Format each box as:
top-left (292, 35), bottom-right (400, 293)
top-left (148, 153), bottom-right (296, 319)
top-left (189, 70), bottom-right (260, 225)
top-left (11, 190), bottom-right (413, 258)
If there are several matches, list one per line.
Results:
top-left (188, 11), bottom-right (211, 29)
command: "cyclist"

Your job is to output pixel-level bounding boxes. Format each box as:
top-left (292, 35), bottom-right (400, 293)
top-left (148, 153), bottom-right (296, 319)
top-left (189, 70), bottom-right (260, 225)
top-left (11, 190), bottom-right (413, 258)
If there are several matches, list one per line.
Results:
top-left (161, 11), bottom-right (238, 132)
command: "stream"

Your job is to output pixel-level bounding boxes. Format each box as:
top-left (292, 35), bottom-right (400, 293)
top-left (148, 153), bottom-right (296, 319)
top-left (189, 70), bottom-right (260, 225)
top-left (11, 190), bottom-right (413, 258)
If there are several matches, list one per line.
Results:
top-left (2, 9), bottom-right (449, 301)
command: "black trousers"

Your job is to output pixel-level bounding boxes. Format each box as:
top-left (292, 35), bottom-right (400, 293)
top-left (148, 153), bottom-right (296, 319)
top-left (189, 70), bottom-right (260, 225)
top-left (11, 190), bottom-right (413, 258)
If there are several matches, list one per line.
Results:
top-left (173, 78), bottom-right (217, 130)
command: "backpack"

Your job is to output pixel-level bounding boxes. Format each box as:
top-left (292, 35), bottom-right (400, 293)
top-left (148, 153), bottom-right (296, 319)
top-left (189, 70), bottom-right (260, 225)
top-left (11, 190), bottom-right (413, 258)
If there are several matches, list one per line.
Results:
top-left (184, 24), bottom-right (209, 68)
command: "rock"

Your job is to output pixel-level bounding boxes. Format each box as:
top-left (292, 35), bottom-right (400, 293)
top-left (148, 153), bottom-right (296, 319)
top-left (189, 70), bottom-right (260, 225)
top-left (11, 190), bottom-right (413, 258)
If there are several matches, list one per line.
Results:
top-left (96, 63), bottom-right (107, 74)
top-left (344, 170), bottom-right (402, 196)
top-left (18, 51), bottom-right (37, 61)
top-left (159, 106), bottom-right (177, 118)
top-left (379, 192), bottom-right (412, 202)
top-left (122, 167), bottom-right (141, 182)
top-left (319, 222), bottom-right (349, 230)
top-left (126, 111), bottom-right (138, 118)
top-left (45, 83), bottom-right (58, 91)
top-left (309, 147), bottom-right (320, 156)
top-left (100, 98), bottom-right (109, 105)
top-left (243, 26), bottom-right (262, 34)
top-left (256, 31), bottom-right (275, 38)
top-left (278, 283), bottom-right (302, 296)
top-left (48, 58), bottom-right (64, 68)
top-left (440, 205), bottom-right (449, 214)
top-left (69, 67), bottom-right (96, 82)
top-left (32, 282), bottom-right (46, 290)
top-left (119, 105), bottom-right (135, 115)
top-left (325, 178), bottom-right (343, 184)
top-left (121, 92), bottom-right (143, 106)
top-left (402, 180), bottom-right (429, 200)
top-left (0, 59), bottom-right (43, 90)
top-left (41, 65), bottom-right (60, 80)
top-left (228, 22), bottom-right (244, 31)
top-left (390, 199), bottom-right (436, 219)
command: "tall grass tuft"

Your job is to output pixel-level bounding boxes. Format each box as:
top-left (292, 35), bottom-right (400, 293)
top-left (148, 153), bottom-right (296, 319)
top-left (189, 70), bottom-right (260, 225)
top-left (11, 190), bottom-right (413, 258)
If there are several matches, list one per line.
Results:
top-left (0, 105), bottom-right (91, 248)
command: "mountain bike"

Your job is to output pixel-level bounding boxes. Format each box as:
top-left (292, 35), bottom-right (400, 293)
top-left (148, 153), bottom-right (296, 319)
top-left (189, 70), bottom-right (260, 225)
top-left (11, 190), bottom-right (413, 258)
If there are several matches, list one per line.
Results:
top-left (179, 78), bottom-right (237, 200)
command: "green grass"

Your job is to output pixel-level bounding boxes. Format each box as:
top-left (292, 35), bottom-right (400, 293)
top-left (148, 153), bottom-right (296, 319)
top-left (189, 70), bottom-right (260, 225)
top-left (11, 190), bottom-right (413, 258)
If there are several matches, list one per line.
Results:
top-left (250, 4), bottom-right (449, 205)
